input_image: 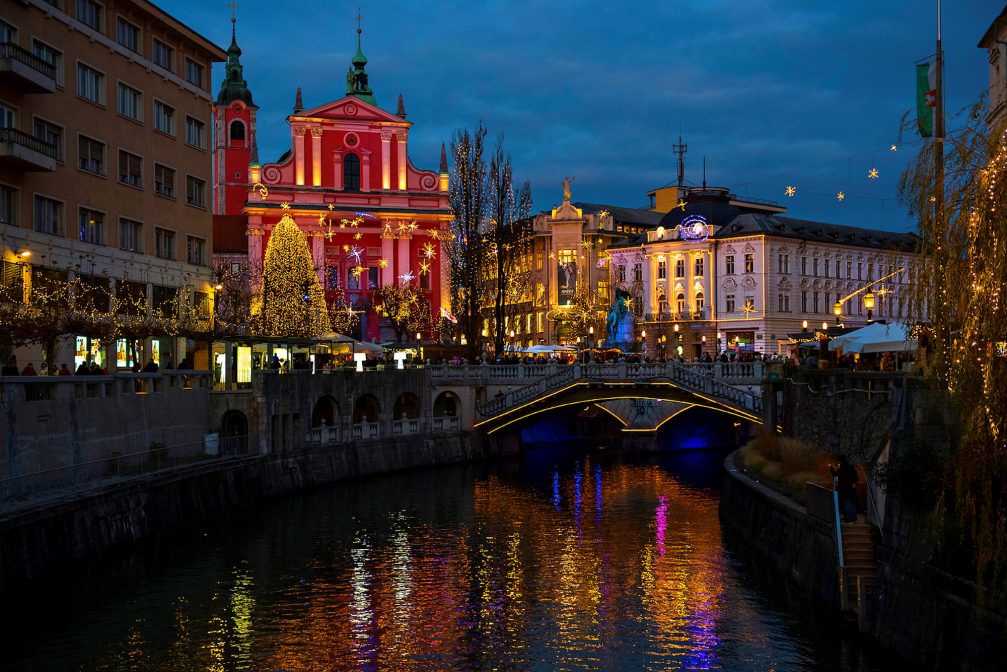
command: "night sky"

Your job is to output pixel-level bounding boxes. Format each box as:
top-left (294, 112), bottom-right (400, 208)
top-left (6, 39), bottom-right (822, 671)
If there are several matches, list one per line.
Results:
top-left (171, 1), bottom-right (994, 232)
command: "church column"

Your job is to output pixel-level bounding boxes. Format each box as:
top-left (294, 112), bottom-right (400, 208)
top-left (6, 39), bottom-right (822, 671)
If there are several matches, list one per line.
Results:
top-left (333, 150), bottom-right (344, 190)
top-left (310, 127), bottom-right (323, 187)
top-left (396, 130), bottom-right (408, 190)
top-left (380, 230), bottom-right (394, 286)
top-left (361, 149), bottom-right (372, 192)
top-left (247, 215), bottom-right (264, 294)
top-left (381, 130), bottom-right (392, 190)
top-left (294, 126), bottom-right (306, 186)
top-left (397, 236), bottom-right (411, 280)
top-left (310, 230), bottom-right (325, 285)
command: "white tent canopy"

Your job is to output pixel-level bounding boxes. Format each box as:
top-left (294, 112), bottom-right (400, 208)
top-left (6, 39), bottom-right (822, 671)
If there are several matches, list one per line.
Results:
top-left (523, 344), bottom-right (577, 354)
top-left (829, 322), bottom-right (916, 354)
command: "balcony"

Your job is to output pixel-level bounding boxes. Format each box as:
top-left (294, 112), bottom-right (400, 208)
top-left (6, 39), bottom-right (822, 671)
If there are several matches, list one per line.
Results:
top-left (643, 308), bottom-right (709, 322)
top-left (0, 43), bottom-right (57, 93)
top-left (0, 127), bottom-right (57, 171)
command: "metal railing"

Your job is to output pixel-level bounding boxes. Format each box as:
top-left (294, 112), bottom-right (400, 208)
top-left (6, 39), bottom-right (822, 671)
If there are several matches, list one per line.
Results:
top-left (642, 308), bottom-right (709, 322)
top-left (0, 434), bottom-right (255, 515)
top-left (0, 42), bottom-right (58, 81)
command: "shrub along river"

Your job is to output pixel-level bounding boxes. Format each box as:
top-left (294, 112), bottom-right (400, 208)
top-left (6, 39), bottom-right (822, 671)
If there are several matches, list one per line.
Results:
top-left (1, 444), bottom-right (901, 671)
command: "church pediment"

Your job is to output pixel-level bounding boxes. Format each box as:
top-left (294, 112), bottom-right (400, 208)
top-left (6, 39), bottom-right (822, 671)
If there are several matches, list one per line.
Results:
top-left (294, 96), bottom-right (409, 125)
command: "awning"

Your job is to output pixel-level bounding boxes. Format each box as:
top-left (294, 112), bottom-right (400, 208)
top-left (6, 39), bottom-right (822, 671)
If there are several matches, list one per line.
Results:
top-left (829, 322), bottom-right (917, 354)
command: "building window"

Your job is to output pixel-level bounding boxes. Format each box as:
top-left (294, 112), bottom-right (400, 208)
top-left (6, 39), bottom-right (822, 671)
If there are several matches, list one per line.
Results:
top-left (675, 258), bottom-right (685, 278)
top-left (418, 254), bottom-right (430, 290)
top-left (76, 62), bottom-right (105, 105)
top-left (0, 185), bottom-right (16, 226)
top-left (813, 258), bottom-right (819, 277)
top-left (347, 267), bottom-right (360, 290)
top-left (847, 260), bottom-right (852, 279)
top-left (368, 268), bottom-right (379, 290)
top-left (778, 293), bottom-right (790, 312)
top-left (695, 291), bottom-right (705, 314)
top-left (326, 265), bottom-right (340, 289)
top-left (857, 262), bottom-right (863, 280)
top-left (657, 294), bottom-right (668, 316)
top-left (633, 263), bottom-right (642, 282)
top-left (801, 291), bottom-right (808, 312)
top-left (118, 150), bottom-right (142, 188)
top-left (744, 253), bottom-right (754, 273)
top-left (657, 259), bottom-right (667, 280)
top-left (726, 255), bottom-right (735, 275)
top-left (617, 265), bottom-right (625, 284)
top-left (726, 294), bottom-right (735, 313)
top-left (0, 20), bottom-right (15, 44)
top-left (228, 119), bottom-right (244, 145)
top-left (675, 292), bottom-right (686, 314)
top-left (76, 0), bottom-right (103, 31)
top-left (694, 257), bottom-right (704, 276)
top-left (153, 100), bottom-right (175, 136)
top-left (186, 236), bottom-right (205, 265)
top-left (184, 58), bottom-right (204, 88)
top-left (801, 257), bottom-right (807, 275)
top-left (185, 116), bottom-right (205, 149)
top-left (78, 135), bottom-right (105, 175)
top-left (33, 118), bottom-right (63, 162)
top-left (0, 102), bottom-right (15, 129)
top-left (784, 254), bottom-right (790, 273)
top-left (32, 40), bottom-right (64, 87)
top-left (116, 18), bottom-right (139, 52)
top-left (186, 175), bottom-right (206, 208)
top-left (154, 163), bottom-right (174, 198)
top-left (152, 39), bottom-right (173, 71)
top-left (117, 83), bottom-right (141, 121)
top-left (119, 218), bottom-right (142, 252)
top-left (344, 153), bottom-right (360, 191)
top-left (835, 260), bottom-right (841, 278)
top-left (78, 207), bottom-right (104, 245)
top-left (34, 195), bottom-right (63, 235)
top-left (155, 227), bottom-right (174, 260)
top-left (813, 292), bottom-right (820, 313)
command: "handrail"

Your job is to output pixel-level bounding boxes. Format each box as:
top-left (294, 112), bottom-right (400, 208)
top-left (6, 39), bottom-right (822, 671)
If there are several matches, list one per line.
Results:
top-left (0, 127), bottom-right (58, 158)
top-left (833, 479), bottom-right (845, 569)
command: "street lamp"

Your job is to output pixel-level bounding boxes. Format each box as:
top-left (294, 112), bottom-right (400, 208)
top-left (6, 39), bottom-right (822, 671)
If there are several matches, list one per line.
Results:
top-left (863, 290), bottom-right (875, 323)
top-left (802, 320), bottom-right (808, 332)
top-left (18, 250), bottom-right (31, 259)
top-left (833, 301), bottom-right (843, 323)
top-left (641, 328), bottom-right (647, 355)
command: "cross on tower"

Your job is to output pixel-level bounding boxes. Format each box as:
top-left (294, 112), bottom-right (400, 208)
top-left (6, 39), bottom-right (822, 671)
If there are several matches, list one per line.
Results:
top-left (228, 0), bottom-right (237, 23)
top-left (357, 7), bottom-right (362, 34)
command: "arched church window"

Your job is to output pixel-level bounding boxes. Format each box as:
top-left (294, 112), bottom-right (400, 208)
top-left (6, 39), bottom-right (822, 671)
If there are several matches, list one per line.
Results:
top-left (344, 153), bottom-right (360, 192)
top-left (229, 120), bottom-right (245, 145)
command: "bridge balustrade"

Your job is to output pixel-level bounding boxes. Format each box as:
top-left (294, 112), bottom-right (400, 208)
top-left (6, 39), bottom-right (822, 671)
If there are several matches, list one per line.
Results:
top-left (392, 419), bottom-right (421, 436)
top-left (350, 421), bottom-right (380, 441)
top-left (432, 416), bottom-right (461, 433)
top-left (304, 425), bottom-right (340, 446)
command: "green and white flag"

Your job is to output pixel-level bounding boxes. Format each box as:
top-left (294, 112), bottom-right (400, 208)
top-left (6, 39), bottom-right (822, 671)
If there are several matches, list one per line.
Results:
top-left (916, 61), bottom-right (936, 138)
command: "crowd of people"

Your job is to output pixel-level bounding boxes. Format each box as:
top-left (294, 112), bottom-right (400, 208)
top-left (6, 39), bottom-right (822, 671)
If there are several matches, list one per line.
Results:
top-left (0, 354), bottom-right (194, 376)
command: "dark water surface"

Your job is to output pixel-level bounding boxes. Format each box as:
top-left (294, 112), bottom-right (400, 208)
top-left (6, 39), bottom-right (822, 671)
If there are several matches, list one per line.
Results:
top-left (1, 446), bottom-right (901, 671)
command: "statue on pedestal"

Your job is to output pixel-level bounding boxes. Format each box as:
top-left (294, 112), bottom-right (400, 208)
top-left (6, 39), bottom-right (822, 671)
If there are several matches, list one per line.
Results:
top-left (604, 288), bottom-right (634, 350)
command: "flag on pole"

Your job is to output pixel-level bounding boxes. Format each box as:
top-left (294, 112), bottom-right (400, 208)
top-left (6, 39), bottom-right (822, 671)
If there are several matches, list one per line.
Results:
top-left (440, 305), bottom-right (458, 323)
top-left (916, 61), bottom-right (936, 138)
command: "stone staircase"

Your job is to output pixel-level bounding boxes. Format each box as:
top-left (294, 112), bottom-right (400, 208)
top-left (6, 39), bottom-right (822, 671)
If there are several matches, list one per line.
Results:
top-left (839, 521), bottom-right (876, 632)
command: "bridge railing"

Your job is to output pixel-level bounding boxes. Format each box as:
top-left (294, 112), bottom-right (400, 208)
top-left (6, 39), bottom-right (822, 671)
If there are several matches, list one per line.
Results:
top-left (474, 360), bottom-right (763, 418)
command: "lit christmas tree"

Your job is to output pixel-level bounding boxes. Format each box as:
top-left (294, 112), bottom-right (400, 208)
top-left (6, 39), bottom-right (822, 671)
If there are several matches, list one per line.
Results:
top-left (255, 211), bottom-right (329, 337)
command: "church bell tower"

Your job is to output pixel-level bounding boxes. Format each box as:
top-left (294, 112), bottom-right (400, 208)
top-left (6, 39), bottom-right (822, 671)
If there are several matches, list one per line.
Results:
top-left (212, 18), bottom-right (258, 216)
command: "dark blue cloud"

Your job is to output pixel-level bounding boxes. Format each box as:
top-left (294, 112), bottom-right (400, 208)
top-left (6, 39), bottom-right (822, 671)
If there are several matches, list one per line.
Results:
top-left (172, 0), bottom-right (992, 231)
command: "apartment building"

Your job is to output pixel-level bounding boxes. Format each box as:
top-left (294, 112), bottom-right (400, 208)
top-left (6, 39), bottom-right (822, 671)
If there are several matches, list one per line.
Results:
top-left (0, 0), bottom-right (226, 367)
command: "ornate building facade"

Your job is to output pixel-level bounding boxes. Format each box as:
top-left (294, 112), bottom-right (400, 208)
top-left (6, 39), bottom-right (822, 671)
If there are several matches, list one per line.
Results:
top-left (607, 186), bottom-right (918, 358)
top-left (212, 25), bottom-right (451, 341)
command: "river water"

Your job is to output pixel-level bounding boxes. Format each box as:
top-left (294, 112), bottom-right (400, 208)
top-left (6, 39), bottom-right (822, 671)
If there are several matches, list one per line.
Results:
top-left (2, 446), bottom-right (900, 671)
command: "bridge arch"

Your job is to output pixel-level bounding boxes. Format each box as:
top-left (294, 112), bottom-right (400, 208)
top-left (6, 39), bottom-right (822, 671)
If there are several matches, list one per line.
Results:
top-left (393, 392), bottom-right (420, 420)
top-left (311, 395), bottom-right (340, 428)
top-left (220, 410), bottom-right (248, 454)
top-left (433, 391), bottom-right (460, 418)
top-left (353, 394), bottom-right (380, 423)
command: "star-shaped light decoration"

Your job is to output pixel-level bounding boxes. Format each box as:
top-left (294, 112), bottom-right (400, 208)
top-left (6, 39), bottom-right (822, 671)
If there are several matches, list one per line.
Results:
top-left (676, 199), bottom-right (687, 211)
top-left (347, 245), bottom-right (363, 263)
top-left (419, 260), bottom-right (431, 275)
top-left (351, 265), bottom-right (365, 278)
top-left (398, 270), bottom-right (416, 283)
top-left (423, 242), bottom-right (437, 259)
top-left (741, 302), bottom-right (759, 317)
top-left (868, 168), bottom-right (879, 179)
top-left (353, 232), bottom-right (363, 240)
top-left (890, 144), bottom-right (897, 152)
top-left (429, 230), bottom-right (440, 240)
top-left (875, 285), bottom-right (892, 299)
top-left (280, 202), bottom-right (291, 211)
top-left (581, 239), bottom-right (593, 250)
top-left (548, 252), bottom-right (556, 260)
top-left (342, 244), bottom-right (350, 252)
top-left (785, 185), bottom-right (796, 197)
top-left (328, 204), bottom-right (335, 211)
top-left (338, 221), bottom-right (347, 229)
top-left (837, 191), bottom-right (845, 201)
top-left (408, 222), bottom-right (418, 232)
top-left (378, 258), bottom-right (390, 268)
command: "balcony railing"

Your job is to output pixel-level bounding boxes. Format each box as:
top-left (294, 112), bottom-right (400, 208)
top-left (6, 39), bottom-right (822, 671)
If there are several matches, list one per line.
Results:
top-left (643, 308), bottom-right (708, 322)
top-left (0, 42), bottom-right (57, 92)
top-left (0, 127), bottom-right (58, 171)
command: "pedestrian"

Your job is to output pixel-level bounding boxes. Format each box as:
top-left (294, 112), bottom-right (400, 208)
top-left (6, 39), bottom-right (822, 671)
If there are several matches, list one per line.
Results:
top-left (39, 362), bottom-right (49, 376)
top-left (831, 454), bottom-right (859, 523)
top-left (89, 361), bottom-right (102, 375)
top-left (20, 362), bottom-right (37, 376)
top-left (75, 361), bottom-right (89, 375)
top-left (2, 355), bottom-right (18, 376)
top-left (142, 358), bottom-right (158, 373)
top-left (58, 363), bottom-right (71, 376)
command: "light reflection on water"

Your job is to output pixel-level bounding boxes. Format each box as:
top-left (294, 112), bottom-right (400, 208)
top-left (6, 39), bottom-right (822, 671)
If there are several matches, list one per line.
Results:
top-left (2, 448), bottom-right (897, 671)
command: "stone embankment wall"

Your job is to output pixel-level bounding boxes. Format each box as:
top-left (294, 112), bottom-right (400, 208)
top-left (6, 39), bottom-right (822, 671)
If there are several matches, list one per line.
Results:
top-left (0, 432), bottom-right (482, 594)
top-left (718, 455), bottom-right (840, 610)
